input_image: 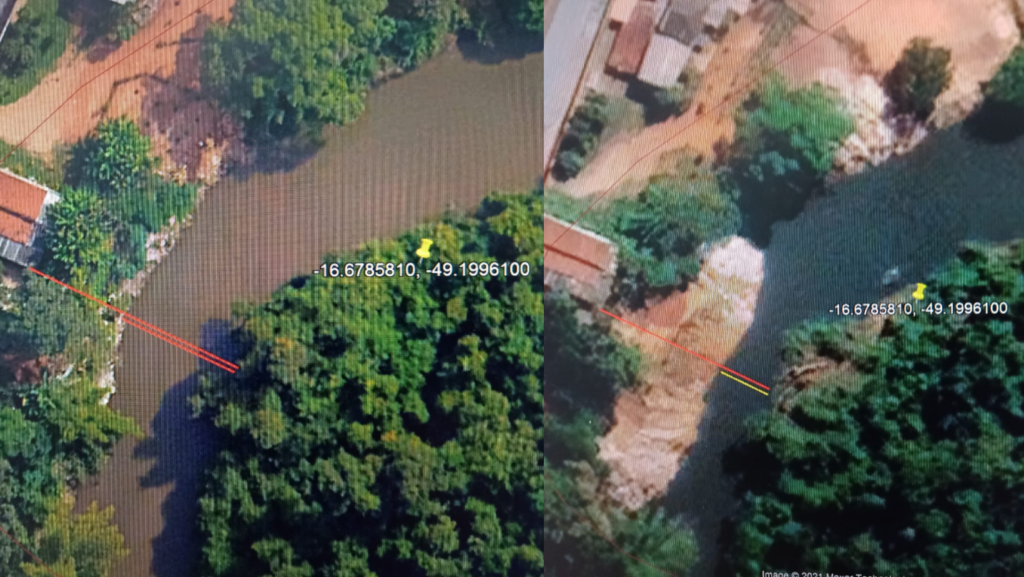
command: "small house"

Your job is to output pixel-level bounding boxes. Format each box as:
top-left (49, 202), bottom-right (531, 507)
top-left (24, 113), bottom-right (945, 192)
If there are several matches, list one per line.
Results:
top-left (0, 169), bottom-right (60, 267)
top-left (606, 0), bottom-right (657, 77)
top-left (544, 215), bottom-right (619, 308)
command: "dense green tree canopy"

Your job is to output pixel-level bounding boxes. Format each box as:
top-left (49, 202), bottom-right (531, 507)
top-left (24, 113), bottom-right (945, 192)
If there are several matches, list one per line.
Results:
top-left (731, 74), bottom-right (854, 240)
top-left (546, 164), bottom-right (740, 305)
top-left (511, 0), bottom-right (542, 33)
top-left (554, 93), bottom-right (610, 180)
top-left (42, 188), bottom-right (113, 290)
top-left (57, 118), bottom-right (197, 289)
top-left (986, 43), bottom-right (1024, 110)
top-left (0, 0), bottom-right (70, 105)
top-left (70, 117), bottom-right (155, 198)
top-left (724, 242), bottom-right (1024, 575)
top-left (884, 37), bottom-right (952, 121)
top-left (21, 496), bottom-right (129, 577)
top-left (201, 0), bottom-right (394, 139)
top-left (734, 75), bottom-right (854, 177)
top-left (608, 177), bottom-right (740, 300)
top-left (0, 373), bottom-right (136, 576)
top-left (544, 292), bottom-right (640, 418)
top-left (193, 192), bottom-right (543, 576)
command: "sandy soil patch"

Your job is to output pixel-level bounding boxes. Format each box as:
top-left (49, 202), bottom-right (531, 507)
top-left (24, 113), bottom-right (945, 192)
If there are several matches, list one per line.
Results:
top-left (0, 0), bottom-right (235, 164)
top-left (598, 237), bottom-right (764, 510)
top-left (783, 0), bottom-right (1019, 127)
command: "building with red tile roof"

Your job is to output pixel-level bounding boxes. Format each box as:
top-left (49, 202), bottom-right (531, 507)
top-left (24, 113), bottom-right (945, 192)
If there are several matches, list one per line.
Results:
top-left (544, 215), bottom-right (618, 307)
top-left (0, 169), bottom-right (60, 266)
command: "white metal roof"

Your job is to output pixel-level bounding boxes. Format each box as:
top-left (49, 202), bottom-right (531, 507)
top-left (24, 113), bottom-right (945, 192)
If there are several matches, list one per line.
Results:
top-left (637, 33), bottom-right (692, 88)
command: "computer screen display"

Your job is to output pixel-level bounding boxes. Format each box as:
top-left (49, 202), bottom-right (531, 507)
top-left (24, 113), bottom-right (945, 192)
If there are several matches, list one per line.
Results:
top-left (0, 0), bottom-right (541, 575)
top-left (544, 0), bottom-right (1024, 576)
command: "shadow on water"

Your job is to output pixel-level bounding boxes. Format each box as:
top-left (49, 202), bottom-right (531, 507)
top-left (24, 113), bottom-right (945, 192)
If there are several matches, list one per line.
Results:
top-left (136, 320), bottom-right (235, 577)
top-left (456, 31), bottom-right (542, 65)
top-left (663, 123), bottom-right (1024, 576)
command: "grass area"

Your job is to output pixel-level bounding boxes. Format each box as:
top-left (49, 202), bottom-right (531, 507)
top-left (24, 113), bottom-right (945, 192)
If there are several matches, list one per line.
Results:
top-left (602, 96), bottom-right (645, 140)
top-left (0, 0), bottom-right (72, 105)
top-left (544, 189), bottom-right (616, 236)
top-left (0, 139), bottom-right (65, 189)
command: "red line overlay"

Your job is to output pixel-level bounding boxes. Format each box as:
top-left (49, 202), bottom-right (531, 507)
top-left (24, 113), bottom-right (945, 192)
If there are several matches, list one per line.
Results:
top-left (0, 524), bottom-right (66, 577)
top-left (544, 0), bottom-right (880, 255)
top-left (29, 268), bottom-right (238, 373)
top-left (0, 0), bottom-right (221, 167)
top-left (544, 472), bottom-right (680, 577)
top-left (600, 308), bottom-right (769, 391)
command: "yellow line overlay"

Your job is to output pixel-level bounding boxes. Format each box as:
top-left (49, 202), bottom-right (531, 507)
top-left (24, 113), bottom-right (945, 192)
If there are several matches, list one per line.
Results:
top-left (720, 371), bottom-right (769, 396)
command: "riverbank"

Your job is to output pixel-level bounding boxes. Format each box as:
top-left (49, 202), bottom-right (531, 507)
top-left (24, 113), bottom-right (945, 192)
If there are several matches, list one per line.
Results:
top-left (598, 237), bottom-right (763, 511)
top-left (75, 44), bottom-right (541, 577)
top-left (665, 118), bottom-right (1024, 576)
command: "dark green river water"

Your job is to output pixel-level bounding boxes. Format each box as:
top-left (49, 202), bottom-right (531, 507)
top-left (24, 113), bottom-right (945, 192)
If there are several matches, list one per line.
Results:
top-left (666, 123), bottom-right (1024, 576)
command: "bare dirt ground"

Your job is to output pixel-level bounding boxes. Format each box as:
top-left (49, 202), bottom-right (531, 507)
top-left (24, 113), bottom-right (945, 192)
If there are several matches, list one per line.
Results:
top-left (557, 5), bottom-right (770, 199)
top-left (557, 0), bottom-right (1020, 200)
top-left (782, 0), bottom-right (1020, 127)
top-left (0, 0), bottom-right (236, 178)
top-left (598, 237), bottom-right (764, 510)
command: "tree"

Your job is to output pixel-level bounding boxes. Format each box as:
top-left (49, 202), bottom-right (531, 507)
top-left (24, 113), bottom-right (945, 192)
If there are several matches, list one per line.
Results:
top-left (42, 188), bottom-right (113, 289)
top-left (201, 0), bottom-right (394, 140)
top-left (608, 177), bottom-right (740, 301)
top-left (70, 117), bottom-right (155, 197)
top-left (986, 43), bottom-right (1024, 110)
top-left (193, 192), bottom-right (543, 576)
top-left (633, 81), bottom-right (696, 125)
top-left (723, 242), bottom-right (1024, 575)
top-left (544, 292), bottom-right (697, 577)
top-left (511, 0), bottom-right (543, 33)
top-left (731, 74), bottom-right (854, 241)
top-left (884, 37), bottom-right (952, 121)
top-left (0, 0), bottom-right (71, 104)
top-left (544, 292), bottom-right (641, 418)
top-left (608, 508), bottom-right (699, 577)
top-left (384, 0), bottom-right (459, 68)
top-left (22, 496), bottom-right (129, 577)
top-left (972, 42), bottom-right (1024, 140)
top-left (28, 375), bottom-right (141, 479)
top-left (0, 21), bottom-right (41, 77)
top-left (554, 93), bottom-right (610, 180)
top-left (14, 273), bottom-right (105, 359)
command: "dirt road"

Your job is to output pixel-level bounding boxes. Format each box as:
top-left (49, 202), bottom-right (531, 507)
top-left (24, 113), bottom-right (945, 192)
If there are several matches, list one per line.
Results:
top-left (559, 9), bottom-right (768, 199)
top-left (559, 0), bottom-right (1019, 200)
top-left (0, 0), bottom-right (235, 159)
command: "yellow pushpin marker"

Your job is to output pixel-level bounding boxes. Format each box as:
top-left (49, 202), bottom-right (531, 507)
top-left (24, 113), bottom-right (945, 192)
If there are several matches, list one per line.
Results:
top-left (912, 283), bottom-right (927, 300)
top-left (415, 239), bottom-right (433, 261)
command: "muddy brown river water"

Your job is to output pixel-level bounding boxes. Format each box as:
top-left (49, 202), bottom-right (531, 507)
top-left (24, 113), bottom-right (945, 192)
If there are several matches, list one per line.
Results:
top-left (76, 43), bottom-right (541, 577)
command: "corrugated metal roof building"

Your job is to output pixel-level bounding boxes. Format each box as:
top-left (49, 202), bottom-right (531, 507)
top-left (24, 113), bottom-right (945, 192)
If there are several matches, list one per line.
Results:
top-left (638, 33), bottom-right (693, 87)
top-left (609, 0), bottom-right (639, 27)
top-left (606, 0), bottom-right (657, 76)
top-left (543, 215), bottom-right (618, 308)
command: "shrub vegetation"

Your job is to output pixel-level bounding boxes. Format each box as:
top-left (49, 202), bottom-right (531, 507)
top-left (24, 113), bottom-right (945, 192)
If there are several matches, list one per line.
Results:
top-left (724, 242), bottom-right (1024, 575)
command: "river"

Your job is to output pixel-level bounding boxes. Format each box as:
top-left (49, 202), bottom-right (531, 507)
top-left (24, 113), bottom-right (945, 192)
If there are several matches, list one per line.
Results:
top-left (75, 42), bottom-right (542, 577)
top-left (664, 123), bottom-right (1024, 576)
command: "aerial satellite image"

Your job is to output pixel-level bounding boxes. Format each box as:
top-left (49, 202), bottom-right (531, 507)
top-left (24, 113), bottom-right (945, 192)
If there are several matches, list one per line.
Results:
top-left (544, 0), bottom-right (1024, 575)
top-left (0, 0), bottom-right (542, 575)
